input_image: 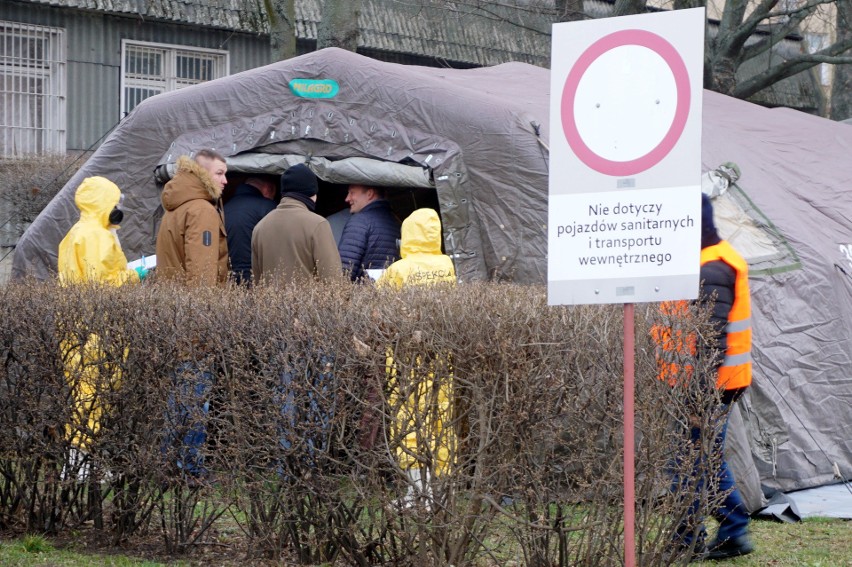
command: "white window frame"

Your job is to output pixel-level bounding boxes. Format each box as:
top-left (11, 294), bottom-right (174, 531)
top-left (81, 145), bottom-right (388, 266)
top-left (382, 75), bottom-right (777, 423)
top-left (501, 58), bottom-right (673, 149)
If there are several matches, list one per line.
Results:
top-left (120, 40), bottom-right (229, 119)
top-left (0, 20), bottom-right (66, 157)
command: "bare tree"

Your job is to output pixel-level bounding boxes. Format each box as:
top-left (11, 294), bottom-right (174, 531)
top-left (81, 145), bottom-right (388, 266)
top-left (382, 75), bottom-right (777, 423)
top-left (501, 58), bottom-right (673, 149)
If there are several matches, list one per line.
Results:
top-left (704, 0), bottom-right (852, 98)
top-left (564, 0), bottom-right (852, 97)
top-left (262, 0), bottom-right (851, 107)
top-left (265, 0), bottom-right (297, 61)
top-left (425, 0), bottom-right (852, 105)
top-left (317, 0), bottom-right (362, 51)
top-left (830, 0), bottom-right (852, 119)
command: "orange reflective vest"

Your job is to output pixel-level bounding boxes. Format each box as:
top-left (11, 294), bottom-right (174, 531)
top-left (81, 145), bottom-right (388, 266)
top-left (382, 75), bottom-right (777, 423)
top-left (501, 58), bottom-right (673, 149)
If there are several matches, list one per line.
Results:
top-left (651, 300), bottom-right (697, 385)
top-left (654, 241), bottom-right (752, 391)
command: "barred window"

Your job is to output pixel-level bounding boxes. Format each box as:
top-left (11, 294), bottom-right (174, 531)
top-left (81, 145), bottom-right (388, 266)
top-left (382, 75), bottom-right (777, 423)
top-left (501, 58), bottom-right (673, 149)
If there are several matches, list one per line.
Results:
top-left (0, 21), bottom-right (66, 157)
top-left (121, 41), bottom-right (228, 117)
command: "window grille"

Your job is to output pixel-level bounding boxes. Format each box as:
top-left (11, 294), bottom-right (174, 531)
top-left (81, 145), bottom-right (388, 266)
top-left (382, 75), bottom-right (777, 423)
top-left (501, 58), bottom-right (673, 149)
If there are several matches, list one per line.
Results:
top-left (0, 21), bottom-right (66, 157)
top-left (121, 41), bottom-right (228, 118)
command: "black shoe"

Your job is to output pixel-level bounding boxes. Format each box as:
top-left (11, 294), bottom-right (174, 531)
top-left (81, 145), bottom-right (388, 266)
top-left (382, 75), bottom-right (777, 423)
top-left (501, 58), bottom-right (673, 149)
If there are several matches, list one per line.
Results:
top-left (706, 535), bottom-right (754, 560)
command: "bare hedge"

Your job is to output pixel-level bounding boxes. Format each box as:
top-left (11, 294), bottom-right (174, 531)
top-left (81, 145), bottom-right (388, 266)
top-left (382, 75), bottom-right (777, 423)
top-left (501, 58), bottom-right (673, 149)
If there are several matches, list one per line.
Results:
top-left (0, 154), bottom-right (85, 230)
top-left (0, 279), bottom-right (727, 566)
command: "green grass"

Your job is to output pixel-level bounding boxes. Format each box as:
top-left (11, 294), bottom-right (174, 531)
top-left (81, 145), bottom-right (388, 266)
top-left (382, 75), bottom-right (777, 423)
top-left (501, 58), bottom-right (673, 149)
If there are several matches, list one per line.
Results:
top-left (693, 517), bottom-right (852, 566)
top-left (19, 534), bottom-right (52, 554)
top-left (1, 517), bottom-right (850, 565)
top-left (0, 536), bottom-right (181, 567)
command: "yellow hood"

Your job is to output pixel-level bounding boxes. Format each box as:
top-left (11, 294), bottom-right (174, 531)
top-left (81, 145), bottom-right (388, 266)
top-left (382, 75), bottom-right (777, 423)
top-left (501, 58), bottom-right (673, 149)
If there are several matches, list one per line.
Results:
top-left (58, 176), bottom-right (137, 286)
top-left (75, 176), bottom-right (121, 227)
top-left (400, 208), bottom-right (443, 258)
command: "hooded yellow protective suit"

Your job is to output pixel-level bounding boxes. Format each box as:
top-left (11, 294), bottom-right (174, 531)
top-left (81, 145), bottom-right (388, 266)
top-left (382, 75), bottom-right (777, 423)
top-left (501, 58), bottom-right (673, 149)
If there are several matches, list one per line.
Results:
top-left (376, 208), bottom-right (455, 290)
top-left (58, 176), bottom-right (137, 452)
top-left (58, 176), bottom-right (140, 285)
top-left (379, 209), bottom-right (456, 476)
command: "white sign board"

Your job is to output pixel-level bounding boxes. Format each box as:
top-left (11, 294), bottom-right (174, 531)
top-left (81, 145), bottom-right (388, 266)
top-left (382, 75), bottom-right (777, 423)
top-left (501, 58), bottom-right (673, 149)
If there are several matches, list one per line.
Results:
top-left (548, 8), bottom-right (705, 305)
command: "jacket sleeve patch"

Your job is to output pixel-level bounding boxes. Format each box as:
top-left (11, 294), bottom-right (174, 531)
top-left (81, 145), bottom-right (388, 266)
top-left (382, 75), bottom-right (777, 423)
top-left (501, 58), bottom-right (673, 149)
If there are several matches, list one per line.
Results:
top-left (203, 230), bottom-right (212, 246)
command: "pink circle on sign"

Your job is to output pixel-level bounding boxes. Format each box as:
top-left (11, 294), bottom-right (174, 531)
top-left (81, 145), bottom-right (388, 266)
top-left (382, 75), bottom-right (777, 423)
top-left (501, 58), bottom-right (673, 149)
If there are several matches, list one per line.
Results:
top-left (561, 29), bottom-right (691, 177)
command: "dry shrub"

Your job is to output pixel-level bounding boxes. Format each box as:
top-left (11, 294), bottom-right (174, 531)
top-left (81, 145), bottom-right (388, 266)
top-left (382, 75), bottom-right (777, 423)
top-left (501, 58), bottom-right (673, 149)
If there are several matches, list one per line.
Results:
top-left (0, 153), bottom-right (86, 230)
top-left (0, 278), bottom-right (727, 566)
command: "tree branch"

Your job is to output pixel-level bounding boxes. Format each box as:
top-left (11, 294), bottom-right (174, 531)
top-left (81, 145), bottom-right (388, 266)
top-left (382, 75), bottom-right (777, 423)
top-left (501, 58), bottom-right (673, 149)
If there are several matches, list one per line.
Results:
top-left (613, 0), bottom-right (647, 17)
top-left (740, 2), bottom-right (824, 62)
top-left (465, 4), bottom-right (563, 34)
top-left (732, 47), bottom-right (852, 99)
top-left (718, 0), bottom-right (778, 59)
top-left (674, 0), bottom-right (706, 10)
top-left (555, 0), bottom-right (587, 22)
top-left (733, 0), bottom-right (834, 53)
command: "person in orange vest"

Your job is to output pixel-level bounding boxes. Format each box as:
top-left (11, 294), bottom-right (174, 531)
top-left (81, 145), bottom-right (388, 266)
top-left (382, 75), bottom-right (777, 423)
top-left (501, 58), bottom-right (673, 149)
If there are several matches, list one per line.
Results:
top-left (658, 193), bottom-right (754, 561)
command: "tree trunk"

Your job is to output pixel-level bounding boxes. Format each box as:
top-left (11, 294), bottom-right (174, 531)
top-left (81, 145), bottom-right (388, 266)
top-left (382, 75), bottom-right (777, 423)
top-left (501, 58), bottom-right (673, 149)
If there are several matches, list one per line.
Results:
top-left (710, 55), bottom-right (739, 96)
top-left (265, 0), bottom-right (297, 62)
top-left (317, 0), bottom-right (362, 52)
top-left (830, 0), bottom-right (852, 120)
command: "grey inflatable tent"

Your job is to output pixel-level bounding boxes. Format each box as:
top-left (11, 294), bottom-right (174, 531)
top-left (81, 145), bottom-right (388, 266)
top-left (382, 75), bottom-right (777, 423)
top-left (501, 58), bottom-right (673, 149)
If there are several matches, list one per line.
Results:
top-left (12, 47), bottom-right (852, 511)
top-left (13, 47), bottom-right (551, 284)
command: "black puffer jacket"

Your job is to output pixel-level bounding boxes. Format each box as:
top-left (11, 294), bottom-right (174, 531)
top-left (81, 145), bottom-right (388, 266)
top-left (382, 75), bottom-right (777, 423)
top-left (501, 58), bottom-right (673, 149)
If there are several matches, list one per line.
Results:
top-left (338, 200), bottom-right (400, 280)
top-left (700, 258), bottom-right (735, 356)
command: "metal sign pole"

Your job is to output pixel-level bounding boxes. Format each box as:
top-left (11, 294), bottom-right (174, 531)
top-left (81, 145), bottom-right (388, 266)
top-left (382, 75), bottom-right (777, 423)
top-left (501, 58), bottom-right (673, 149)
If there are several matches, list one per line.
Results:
top-left (548, 11), bottom-right (705, 565)
top-left (624, 302), bottom-right (636, 567)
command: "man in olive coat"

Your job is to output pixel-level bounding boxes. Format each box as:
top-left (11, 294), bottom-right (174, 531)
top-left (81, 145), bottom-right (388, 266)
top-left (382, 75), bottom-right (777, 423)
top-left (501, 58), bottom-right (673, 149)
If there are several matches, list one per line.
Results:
top-left (251, 164), bottom-right (341, 284)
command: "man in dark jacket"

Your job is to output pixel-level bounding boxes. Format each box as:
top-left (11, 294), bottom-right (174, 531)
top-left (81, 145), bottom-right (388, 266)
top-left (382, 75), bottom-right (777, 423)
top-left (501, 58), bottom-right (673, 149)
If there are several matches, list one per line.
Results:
top-left (659, 193), bottom-right (754, 561)
top-left (338, 184), bottom-right (400, 281)
top-left (251, 164), bottom-right (341, 284)
top-left (224, 177), bottom-right (277, 284)
top-left (693, 193), bottom-right (753, 560)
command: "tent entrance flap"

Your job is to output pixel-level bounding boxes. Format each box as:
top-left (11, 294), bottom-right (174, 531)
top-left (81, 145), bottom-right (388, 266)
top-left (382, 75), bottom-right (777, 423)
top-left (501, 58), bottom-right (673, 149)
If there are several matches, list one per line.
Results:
top-left (154, 153), bottom-right (434, 189)
top-left (713, 184), bottom-right (801, 276)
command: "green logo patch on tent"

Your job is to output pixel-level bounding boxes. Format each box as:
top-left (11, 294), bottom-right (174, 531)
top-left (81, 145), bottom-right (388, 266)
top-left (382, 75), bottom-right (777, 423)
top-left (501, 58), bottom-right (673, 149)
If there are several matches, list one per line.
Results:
top-left (289, 79), bottom-right (339, 98)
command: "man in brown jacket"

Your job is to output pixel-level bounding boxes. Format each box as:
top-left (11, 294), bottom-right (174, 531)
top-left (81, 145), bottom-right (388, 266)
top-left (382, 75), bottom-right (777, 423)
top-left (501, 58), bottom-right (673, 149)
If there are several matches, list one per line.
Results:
top-left (156, 149), bottom-right (229, 286)
top-left (251, 163), bottom-right (341, 284)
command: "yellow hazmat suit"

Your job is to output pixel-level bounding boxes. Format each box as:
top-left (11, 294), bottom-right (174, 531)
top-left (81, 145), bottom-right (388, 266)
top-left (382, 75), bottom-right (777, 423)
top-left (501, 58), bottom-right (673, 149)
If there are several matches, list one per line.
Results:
top-left (57, 176), bottom-right (137, 452)
top-left (58, 176), bottom-right (140, 286)
top-left (375, 208), bottom-right (455, 291)
top-left (378, 209), bottom-right (456, 481)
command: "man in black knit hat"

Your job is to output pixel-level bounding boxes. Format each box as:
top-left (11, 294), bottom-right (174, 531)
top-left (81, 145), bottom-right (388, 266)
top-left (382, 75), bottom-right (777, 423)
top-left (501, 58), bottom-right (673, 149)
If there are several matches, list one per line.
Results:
top-left (251, 163), bottom-right (341, 284)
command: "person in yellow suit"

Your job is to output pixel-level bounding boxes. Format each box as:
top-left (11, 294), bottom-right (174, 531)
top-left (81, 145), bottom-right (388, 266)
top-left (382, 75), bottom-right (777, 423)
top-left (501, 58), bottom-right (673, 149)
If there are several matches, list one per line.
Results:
top-left (377, 208), bottom-right (456, 509)
top-left (57, 176), bottom-right (146, 479)
top-left (58, 176), bottom-right (146, 285)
